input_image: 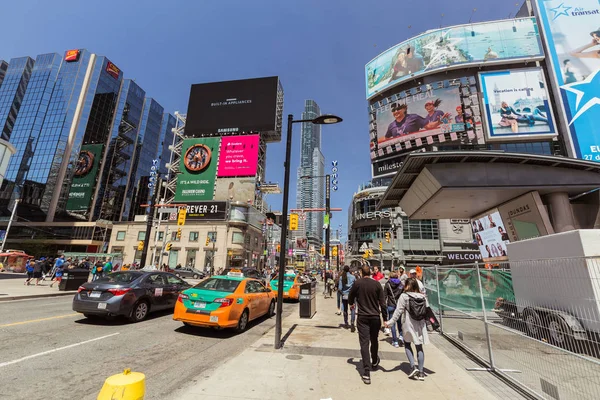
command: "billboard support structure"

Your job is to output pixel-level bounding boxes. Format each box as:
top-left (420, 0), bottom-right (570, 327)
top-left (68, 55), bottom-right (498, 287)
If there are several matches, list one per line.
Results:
top-left (164, 112), bottom-right (186, 204)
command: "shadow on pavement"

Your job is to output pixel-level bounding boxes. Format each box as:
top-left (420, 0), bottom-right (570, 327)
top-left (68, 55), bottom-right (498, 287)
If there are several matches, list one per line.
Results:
top-left (74, 308), bottom-right (175, 326)
top-left (173, 313), bottom-right (276, 339)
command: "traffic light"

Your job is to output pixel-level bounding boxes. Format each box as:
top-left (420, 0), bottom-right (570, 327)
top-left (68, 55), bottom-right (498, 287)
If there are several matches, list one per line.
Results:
top-left (176, 228), bottom-right (182, 239)
top-left (332, 246), bottom-right (338, 257)
top-left (166, 243), bottom-right (172, 251)
top-left (276, 244), bottom-right (281, 253)
top-left (363, 250), bottom-right (369, 258)
top-left (368, 249), bottom-right (374, 257)
top-left (385, 232), bottom-right (391, 243)
top-left (379, 241), bottom-right (383, 251)
top-left (205, 236), bottom-right (210, 246)
top-left (137, 241), bottom-right (144, 251)
top-left (320, 246), bottom-right (325, 256)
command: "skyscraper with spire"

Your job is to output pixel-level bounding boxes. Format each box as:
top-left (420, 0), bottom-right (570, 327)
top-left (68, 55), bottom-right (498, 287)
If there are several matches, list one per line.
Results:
top-left (296, 99), bottom-right (325, 248)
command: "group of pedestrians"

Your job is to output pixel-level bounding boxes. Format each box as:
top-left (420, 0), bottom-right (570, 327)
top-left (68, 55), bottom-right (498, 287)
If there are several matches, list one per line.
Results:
top-left (24, 255), bottom-right (116, 286)
top-left (332, 264), bottom-right (430, 384)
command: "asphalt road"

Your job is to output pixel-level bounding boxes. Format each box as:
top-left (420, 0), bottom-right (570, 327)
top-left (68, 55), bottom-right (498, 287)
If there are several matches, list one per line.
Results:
top-left (0, 295), bottom-right (295, 400)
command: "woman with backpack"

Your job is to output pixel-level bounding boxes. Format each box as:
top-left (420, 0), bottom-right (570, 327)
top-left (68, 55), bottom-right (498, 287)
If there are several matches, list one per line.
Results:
top-left (384, 277), bottom-right (429, 381)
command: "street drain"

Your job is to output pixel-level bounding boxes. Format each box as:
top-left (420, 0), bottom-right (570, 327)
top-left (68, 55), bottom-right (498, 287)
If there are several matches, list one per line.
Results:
top-left (286, 355), bottom-right (303, 360)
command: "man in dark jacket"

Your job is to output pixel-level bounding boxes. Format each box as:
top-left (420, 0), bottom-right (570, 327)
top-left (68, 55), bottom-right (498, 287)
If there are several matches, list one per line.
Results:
top-left (384, 271), bottom-right (404, 347)
top-left (349, 266), bottom-right (387, 385)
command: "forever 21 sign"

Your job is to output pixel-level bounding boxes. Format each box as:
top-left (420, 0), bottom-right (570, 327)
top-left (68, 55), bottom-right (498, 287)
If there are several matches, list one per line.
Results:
top-left (185, 201), bottom-right (228, 221)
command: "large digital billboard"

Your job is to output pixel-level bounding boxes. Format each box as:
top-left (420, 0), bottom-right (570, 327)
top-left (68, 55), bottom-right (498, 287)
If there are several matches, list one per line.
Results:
top-left (370, 76), bottom-right (482, 165)
top-left (66, 144), bottom-right (103, 212)
top-left (472, 209), bottom-right (510, 263)
top-left (217, 135), bottom-right (260, 177)
top-left (365, 17), bottom-right (544, 99)
top-left (535, 0), bottom-right (600, 161)
top-left (214, 177), bottom-right (256, 203)
top-left (184, 77), bottom-right (279, 136)
top-left (479, 68), bottom-right (557, 141)
top-left (174, 138), bottom-right (220, 202)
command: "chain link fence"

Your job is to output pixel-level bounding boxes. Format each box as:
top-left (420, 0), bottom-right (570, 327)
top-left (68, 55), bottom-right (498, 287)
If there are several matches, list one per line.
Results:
top-left (423, 258), bottom-right (600, 400)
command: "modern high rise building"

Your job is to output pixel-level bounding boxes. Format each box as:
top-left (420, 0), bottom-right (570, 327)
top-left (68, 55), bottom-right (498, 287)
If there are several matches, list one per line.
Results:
top-left (296, 99), bottom-right (325, 248)
top-left (0, 49), bottom-right (175, 255)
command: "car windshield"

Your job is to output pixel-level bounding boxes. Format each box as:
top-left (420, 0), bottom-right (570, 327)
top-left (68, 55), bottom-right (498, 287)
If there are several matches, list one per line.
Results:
top-left (284, 276), bottom-right (296, 282)
top-left (95, 272), bottom-right (142, 284)
top-left (194, 278), bottom-right (240, 293)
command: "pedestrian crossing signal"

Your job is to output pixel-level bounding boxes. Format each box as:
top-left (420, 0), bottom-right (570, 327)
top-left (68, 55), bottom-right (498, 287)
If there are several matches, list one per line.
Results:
top-left (166, 243), bottom-right (172, 251)
top-left (137, 241), bottom-right (144, 251)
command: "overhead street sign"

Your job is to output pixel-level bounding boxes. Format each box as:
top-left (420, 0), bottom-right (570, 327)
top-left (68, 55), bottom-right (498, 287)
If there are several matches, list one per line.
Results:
top-left (158, 207), bottom-right (178, 214)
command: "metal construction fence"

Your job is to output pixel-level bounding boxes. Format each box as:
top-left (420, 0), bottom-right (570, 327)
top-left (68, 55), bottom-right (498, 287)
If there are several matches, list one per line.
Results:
top-left (423, 258), bottom-right (600, 400)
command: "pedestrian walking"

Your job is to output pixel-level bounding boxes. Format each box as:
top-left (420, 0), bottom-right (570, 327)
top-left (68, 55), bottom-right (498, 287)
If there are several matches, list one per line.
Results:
top-left (348, 266), bottom-right (387, 385)
top-left (409, 269), bottom-right (426, 295)
top-left (50, 259), bottom-right (64, 288)
top-left (32, 259), bottom-right (43, 286)
top-left (24, 259), bottom-right (34, 285)
top-left (385, 278), bottom-right (430, 381)
top-left (103, 258), bottom-right (113, 275)
top-left (52, 255), bottom-right (65, 281)
top-left (372, 266), bottom-right (384, 281)
top-left (338, 265), bottom-right (356, 331)
top-left (384, 271), bottom-right (404, 347)
top-left (93, 260), bottom-right (104, 281)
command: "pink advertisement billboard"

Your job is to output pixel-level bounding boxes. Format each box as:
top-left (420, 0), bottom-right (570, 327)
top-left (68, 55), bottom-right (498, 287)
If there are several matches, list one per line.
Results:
top-left (217, 135), bottom-right (260, 177)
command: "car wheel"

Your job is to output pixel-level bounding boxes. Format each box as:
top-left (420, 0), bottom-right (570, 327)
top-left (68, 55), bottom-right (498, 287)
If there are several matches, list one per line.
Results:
top-left (268, 300), bottom-right (275, 317)
top-left (547, 316), bottom-right (575, 349)
top-left (523, 309), bottom-right (543, 339)
top-left (235, 309), bottom-right (249, 333)
top-left (129, 300), bottom-right (150, 323)
top-left (192, 274), bottom-right (199, 279)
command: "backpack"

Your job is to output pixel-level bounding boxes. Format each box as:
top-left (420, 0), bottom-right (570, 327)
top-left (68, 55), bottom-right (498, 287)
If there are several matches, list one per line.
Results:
top-left (96, 265), bottom-right (104, 273)
top-left (406, 294), bottom-right (427, 321)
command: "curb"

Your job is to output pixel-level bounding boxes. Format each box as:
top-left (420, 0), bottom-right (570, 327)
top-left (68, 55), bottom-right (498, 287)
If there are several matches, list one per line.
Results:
top-left (0, 291), bottom-right (77, 302)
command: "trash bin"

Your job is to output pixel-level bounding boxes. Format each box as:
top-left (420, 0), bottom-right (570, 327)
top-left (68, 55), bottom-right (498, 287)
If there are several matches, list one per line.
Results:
top-left (299, 281), bottom-right (317, 318)
top-left (59, 268), bottom-right (90, 291)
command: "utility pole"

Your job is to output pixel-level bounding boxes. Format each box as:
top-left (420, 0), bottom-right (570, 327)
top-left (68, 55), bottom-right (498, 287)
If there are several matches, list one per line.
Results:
top-left (0, 199), bottom-right (19, 253)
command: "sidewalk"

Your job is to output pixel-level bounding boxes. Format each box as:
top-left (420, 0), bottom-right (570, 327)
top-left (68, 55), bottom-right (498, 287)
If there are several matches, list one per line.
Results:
top-left (0, 273), bottom-right (77, 301)
top-left (177, 292), bottom-right (499, 400)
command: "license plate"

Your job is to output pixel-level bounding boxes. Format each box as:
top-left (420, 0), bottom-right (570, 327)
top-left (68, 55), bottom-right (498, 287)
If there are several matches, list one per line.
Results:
top-left (194, 301), bottom-right (206, 309)
top-left (97, 302), bottom-right (107, 309)
top-left (209, 316), bottom-right (218, 322)
top-left (284, 292), bottom-right (289, 295)
top-left (90, 291), bottom-right (101, 298)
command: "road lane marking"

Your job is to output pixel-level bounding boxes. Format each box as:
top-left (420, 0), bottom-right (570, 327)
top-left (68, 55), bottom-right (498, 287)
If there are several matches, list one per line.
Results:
top-left (0, 313), bottom-right (79, 328)
top-left (0, 332), bottom-right (120, 368)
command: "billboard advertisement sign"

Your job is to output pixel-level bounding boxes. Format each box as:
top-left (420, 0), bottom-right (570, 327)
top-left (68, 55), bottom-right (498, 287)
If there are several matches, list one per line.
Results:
top-left (217, 135), bottom-right (260, 177)
top-left (66, 144), bottom-right (104, 212)
top-left (535, 0), bottom-right (600, 161)
top-left (479, 68), bottom-right (557, 141)
top-left (174, 138), bottom-right (220, 202)
top-left (184, 77), bottom-right (279, 136)
top-left (472, 209), bottom-right (510, 262)
top-left (370, 77), bottom-right (481, 163)
top-left (365, 17), bottom-right (544, 99)
top-left (214, 177), bottom-right (256, 203)
top-left (185, 201), bottom-right (228, 221)
top-left (106, 61), bottom-right (120, 79)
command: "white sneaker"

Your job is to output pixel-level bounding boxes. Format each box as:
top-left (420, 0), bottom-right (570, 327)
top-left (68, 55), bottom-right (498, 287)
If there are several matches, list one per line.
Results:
top-left (383, 328), bottom-right (391, 336)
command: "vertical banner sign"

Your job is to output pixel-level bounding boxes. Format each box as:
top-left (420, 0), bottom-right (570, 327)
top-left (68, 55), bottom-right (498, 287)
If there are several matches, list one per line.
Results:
top-left (149, 159), bottom-right (158, 197)
top-left (289, 213), bottom-right (299, 231)
top-left (66, 144), bottom-right (104, 212)
top-left (535, 0), bottom-right (600, 161)
top-left (175, 137), bottom-right (220, 202)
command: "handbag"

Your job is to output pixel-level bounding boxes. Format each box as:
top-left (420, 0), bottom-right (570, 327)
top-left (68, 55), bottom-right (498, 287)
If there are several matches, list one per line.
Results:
top-left (425, 307), bottom-right (440, 331)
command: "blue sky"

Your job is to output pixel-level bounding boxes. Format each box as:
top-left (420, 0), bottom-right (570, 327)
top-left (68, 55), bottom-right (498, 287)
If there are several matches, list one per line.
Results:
top-left (3, 0), bottom-right (520, 239)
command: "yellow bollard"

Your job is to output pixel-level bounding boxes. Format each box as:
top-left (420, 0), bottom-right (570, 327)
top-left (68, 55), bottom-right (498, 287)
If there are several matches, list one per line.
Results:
top-left (97, 368), bottom-right (145, 400)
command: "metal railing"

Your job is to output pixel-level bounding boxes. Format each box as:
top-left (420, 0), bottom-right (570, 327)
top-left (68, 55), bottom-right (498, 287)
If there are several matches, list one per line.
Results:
top-left (423, 258), bottom-right (600, 400)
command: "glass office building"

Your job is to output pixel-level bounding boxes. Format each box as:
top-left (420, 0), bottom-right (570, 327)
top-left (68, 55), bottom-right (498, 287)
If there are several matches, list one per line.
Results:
top-left (127, 98), bottom-right (164, 219)
top-left (0, 57), bottom-right (34, 141)
top-left (0, 53), bottom-right (62, 214)
top-left (158, 113), bottom-right (176, 178)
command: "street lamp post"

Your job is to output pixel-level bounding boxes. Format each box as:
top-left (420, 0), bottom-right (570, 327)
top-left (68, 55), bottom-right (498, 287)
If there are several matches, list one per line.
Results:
top-left (324, 174), bottom-right (331, 271)
top-left (274, 113), bottom-right (342, 350)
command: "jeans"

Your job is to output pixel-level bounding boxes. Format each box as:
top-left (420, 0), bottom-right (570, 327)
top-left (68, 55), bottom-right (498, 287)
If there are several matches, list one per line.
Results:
top-left (357, 316), bottom-right (381, 372)
top-left (337, 290), bottom-right (342, 310)
top-left (342, 298), bottom-right (355, 326)
top-left (386, 305), bottom-right (403, 342)
top-left (404, 342), bottom-right (424, 373)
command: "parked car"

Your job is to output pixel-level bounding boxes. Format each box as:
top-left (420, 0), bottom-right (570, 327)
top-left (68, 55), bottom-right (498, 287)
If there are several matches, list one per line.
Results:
top-left (173, 267), bottom-right (206, 280)
top-left (73, 271), bottom-right (191, 322)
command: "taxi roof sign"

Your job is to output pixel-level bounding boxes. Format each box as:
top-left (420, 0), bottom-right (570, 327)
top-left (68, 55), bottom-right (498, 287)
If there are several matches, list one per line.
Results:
top-left (227, 271), bottom-right (244, 277)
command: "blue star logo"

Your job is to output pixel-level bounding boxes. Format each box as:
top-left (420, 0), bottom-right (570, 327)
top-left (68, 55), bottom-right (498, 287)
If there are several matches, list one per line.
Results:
top-left (561, 69), bottom-right (600, 125)
top-left (549, 2), bottom-right (572, 20)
